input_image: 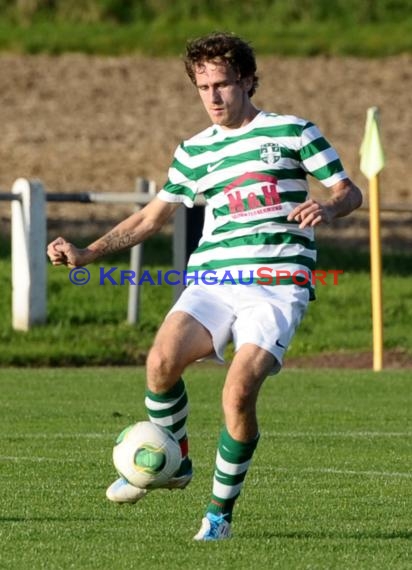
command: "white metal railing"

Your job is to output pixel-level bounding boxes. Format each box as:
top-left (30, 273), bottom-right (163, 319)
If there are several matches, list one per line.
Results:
top-left (3, 177), bottom-right (170, 330)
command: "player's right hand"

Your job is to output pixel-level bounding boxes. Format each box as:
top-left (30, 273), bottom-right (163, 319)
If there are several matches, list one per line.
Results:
top-left (47, 237), bottom-right (89, 268)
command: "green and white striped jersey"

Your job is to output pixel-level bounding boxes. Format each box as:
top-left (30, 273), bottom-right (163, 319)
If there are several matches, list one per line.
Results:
top-left (158, 111), bottom-right (347, 295)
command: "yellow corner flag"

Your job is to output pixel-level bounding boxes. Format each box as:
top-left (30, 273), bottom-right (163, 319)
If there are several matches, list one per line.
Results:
top-left (360, 107), bottom-right (385, 372)
top-left (360, 106), bottom-right (385, 179)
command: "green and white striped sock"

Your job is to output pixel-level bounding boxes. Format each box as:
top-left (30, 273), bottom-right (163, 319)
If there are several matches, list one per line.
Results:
top-left (144, 378), bottom-right (190, 474)
top-left (207, 426), bottom-right (259, 522)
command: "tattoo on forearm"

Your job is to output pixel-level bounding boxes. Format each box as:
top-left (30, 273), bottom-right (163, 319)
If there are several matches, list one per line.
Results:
top-left (99, 231), bottom-right (135, 254)
top-left (328, 183), bottom-right (362, 219)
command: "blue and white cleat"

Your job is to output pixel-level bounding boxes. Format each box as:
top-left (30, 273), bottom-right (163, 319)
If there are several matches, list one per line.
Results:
top-left (106, 477), bottom-right (147, 503)
top-left (106, 461), bottom-right (193, 504)
top-left (193, 513), bottom-right (231, 541)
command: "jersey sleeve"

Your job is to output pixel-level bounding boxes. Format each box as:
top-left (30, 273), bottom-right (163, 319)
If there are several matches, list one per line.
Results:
top-left (299, 122), bottom-right (348, 187)
top-left (157, 143), bottom-right (198, 208)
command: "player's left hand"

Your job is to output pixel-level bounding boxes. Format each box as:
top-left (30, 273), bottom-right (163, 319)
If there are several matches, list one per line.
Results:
top-left (287, 199), bottom-right (332, 229)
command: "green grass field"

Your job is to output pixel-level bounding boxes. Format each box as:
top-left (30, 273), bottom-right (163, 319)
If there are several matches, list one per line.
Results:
top-left (1, 366), bottom-right (411, 569)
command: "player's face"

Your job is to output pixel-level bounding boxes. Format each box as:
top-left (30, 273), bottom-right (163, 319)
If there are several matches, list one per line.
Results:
top-left (194, 60), bottom-right (253, 129)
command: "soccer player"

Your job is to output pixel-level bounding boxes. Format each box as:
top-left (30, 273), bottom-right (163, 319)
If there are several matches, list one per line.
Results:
top-left (47, 32), bottom-right (362, 541)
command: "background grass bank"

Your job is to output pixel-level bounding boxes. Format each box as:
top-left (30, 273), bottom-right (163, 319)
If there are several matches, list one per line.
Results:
top-left (0, 0), bottom-right (411, 56)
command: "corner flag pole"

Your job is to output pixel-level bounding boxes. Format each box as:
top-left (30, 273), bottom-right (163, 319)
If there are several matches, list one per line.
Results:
top-left (360, 107), bottom-right (385, 372)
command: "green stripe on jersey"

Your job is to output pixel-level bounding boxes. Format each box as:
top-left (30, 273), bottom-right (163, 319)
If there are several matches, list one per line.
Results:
top-left (204, 170), bottom-right (307, 201)
top-left (311, 158), bottom-right (344, 181)
top-left (187, 254), bottom-right (316, 272)
top-left (168, 152), bottom-right (195, 179)
top-left (162, 181), bottom-right (196, 201)
top-left (212, 217), bottom-right (293, 235)
top-left (300, 136), bottom-right (331, 160)
top-left (161, 112), bottom-right (346, 288)
top-left (182, 122), bottom-right (308, 156)
top-left (195, 232), bottom-right (315, 253)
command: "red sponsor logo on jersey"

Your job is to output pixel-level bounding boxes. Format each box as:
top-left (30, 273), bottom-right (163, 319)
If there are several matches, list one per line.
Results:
top-left (224, 173), bottom-right (281, 217)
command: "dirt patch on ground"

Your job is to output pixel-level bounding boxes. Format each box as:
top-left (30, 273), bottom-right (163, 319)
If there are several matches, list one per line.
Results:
top-left (285, 349), bottom-right (412, 370)
top-left (0, 53), bottom-right (411, 249)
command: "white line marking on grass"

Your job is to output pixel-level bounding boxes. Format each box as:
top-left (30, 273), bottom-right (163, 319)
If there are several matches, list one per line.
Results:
top-left (0, 455), bottom-right (84, 463)
top-left (305, 467), bottom-right (412, 479)
top-left (0, 433), bottom-right (112, 439)
top-left (2, 455), bottom-right (410, 479)
top-left (264, 431), bottom-right (412, 438)
top-left (3, 431), bottom-right (412, 441)
top-left (266, 466), bottom-right (412, 479)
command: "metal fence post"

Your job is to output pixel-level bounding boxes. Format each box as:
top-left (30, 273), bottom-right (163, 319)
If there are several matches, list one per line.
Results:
top-left (11, 178), bottom-right (47, 330)
top-left (127, 178), bottom-right (156, 324)
top-left (173, 207), bottom-right (187, 302)
top-left (173, 201), bottom-right (205, 302)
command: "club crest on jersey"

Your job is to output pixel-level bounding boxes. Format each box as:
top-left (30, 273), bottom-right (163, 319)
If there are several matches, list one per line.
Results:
top-left (260, 143), bottom-right (281, 165)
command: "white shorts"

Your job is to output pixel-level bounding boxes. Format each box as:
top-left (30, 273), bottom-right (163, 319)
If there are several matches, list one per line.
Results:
top-left (168, 283), bottom-right (310, 374)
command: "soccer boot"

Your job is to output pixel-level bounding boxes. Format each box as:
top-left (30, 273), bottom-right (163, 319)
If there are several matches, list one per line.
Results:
top-left (105, 477), bottom-right (148, 504)
top-left (106, 458), bottom-right (193, 504)
top-left (193, 513), bottom-right (232, 541)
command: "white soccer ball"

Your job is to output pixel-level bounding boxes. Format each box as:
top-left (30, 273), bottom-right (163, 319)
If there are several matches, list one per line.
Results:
top-left (112, 421), bottom-right (182, 489)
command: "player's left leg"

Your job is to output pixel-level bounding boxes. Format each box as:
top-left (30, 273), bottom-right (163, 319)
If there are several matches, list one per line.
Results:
top-left (107, 310), bottom-right (215, 503)
top-left (194, 344), bottom-right (275, 541)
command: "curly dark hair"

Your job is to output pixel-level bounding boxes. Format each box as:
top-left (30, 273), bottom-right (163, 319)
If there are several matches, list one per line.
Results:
top-left (184, 32), bottom-right (259, 97)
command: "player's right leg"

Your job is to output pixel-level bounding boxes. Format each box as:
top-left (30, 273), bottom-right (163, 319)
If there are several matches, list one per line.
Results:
top-left (106, 310), bottom-right (214, 503)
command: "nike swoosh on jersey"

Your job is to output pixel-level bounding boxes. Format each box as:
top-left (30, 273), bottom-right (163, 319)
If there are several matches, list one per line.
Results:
top-left (275, 339), bottom-right (286, 349)
top-left (207, 159), bottom-right (225, 173)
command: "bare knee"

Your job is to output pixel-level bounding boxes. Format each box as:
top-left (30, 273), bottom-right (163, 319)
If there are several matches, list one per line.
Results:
top-left (146, 344), bottom-right (184, 393)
